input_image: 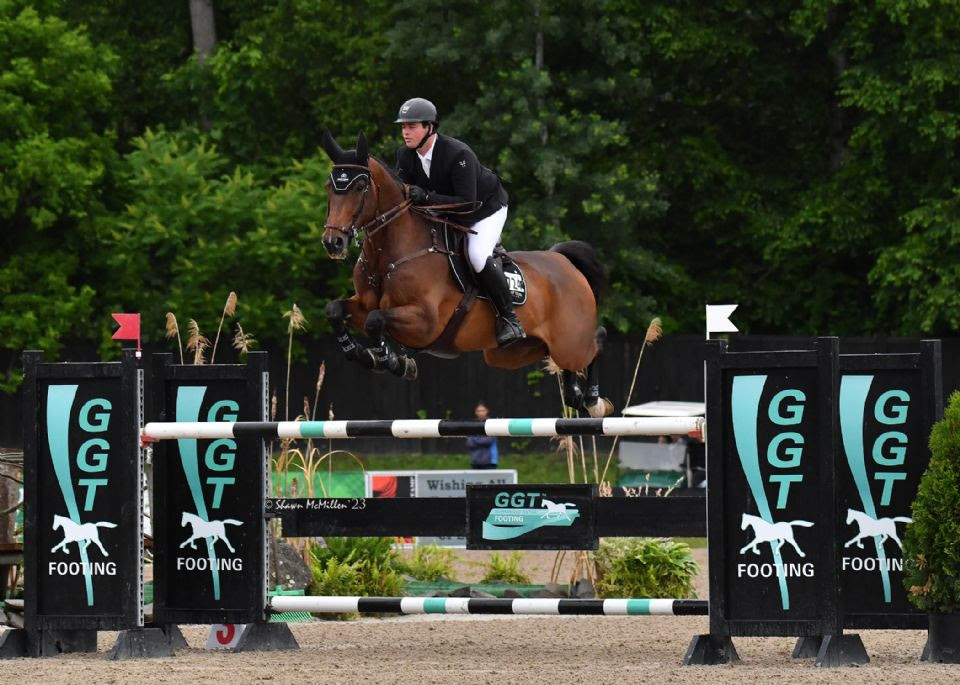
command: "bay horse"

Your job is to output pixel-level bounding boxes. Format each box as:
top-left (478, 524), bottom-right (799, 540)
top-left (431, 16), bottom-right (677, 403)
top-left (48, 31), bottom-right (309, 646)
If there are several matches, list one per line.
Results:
top-left (320, 132), bottom-right (612, 417)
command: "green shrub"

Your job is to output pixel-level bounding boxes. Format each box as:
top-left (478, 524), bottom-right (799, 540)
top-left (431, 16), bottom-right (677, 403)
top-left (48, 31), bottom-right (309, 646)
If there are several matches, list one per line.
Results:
top-left (594, 538), bottom-right (698, 599)
top-left (394, 545), bottom-right (458, 581)
top-left (480, 551), bottom-right (531, 584)
top-left (307, 537), bottom-right (405, 618)
top-left (311, 536), bottom-right (398, 569)
top-left (903, 390), bottom-right (960, 613)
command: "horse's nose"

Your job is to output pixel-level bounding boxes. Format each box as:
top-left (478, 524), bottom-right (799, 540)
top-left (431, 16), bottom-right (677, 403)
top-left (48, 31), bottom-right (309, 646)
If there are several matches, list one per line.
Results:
top-left (323, 235), bottom-right (345, 256)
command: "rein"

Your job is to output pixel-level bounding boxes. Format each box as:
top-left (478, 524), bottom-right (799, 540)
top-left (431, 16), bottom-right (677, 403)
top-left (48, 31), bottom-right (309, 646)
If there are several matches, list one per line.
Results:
top-left (324, 163), bottom-right (479, 243)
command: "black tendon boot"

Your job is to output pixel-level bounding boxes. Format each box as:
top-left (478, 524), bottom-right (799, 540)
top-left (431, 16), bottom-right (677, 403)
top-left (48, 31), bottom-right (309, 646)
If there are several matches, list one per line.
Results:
top-left (476, 256), bottom-right (526, 347)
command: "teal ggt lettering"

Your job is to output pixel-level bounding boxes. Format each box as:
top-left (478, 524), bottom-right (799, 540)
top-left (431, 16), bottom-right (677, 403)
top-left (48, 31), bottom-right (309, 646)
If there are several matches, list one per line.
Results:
top-left (204, 438), bottom-right (236, 509)
top-left (872, 390), bottom-right (909, 505)
top-left (78, 398), bottom-right (111, 510)
top-left (767, 389), bottom-right (806, 508)
top-left (79, 398), bottom-right (111, 431)
top-left (767, 433), bottom-right (803, 468)
top-left (875, 390), bottom-right (909, 424)
top-left (769, 390), bottom-right (805, 425)
top-left (77, 438), bottom-right (109, 472)
top-left (493, 491), bottom-right (540, 508)
top-left (872, 432), bottom-right (907, 466)
top-left (208, 400), bottom-right (239, 422)
top-left (204, 402), bottom-right (239, 508)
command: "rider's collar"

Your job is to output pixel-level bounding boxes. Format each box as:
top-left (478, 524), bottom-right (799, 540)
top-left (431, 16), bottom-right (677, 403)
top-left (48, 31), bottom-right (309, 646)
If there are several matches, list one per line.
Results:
top-left (330, 165), bottom-right (369, 194)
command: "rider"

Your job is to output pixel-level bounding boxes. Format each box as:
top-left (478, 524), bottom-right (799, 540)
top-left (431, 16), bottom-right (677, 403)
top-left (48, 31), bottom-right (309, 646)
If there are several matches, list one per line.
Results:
top-left (394, 97), bottom-right (525, 348)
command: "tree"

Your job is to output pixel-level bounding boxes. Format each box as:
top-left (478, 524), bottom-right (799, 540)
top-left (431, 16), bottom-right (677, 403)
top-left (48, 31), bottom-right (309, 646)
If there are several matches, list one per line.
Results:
top-left (0, 1), bottom-right (117, 389)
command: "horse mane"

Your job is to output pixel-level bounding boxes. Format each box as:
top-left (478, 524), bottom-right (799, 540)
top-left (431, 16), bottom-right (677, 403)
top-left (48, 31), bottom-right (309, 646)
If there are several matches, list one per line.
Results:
top-left (369, 155), bottom-right (405, 189)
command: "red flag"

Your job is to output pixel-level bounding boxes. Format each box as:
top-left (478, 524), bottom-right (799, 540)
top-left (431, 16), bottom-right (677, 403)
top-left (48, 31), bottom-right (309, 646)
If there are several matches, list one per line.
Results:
top-left (111, 313), bottom-right (141, 349)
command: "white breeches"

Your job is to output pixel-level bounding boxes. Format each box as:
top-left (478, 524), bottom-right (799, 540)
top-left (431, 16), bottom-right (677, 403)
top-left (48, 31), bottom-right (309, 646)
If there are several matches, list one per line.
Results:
top-left (467, 205), bottom-right (508, 272)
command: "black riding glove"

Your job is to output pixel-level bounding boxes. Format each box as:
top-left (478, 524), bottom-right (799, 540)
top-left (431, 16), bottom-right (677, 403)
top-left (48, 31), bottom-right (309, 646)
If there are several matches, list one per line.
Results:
top-left (408, 185), bottom-right (430, 204)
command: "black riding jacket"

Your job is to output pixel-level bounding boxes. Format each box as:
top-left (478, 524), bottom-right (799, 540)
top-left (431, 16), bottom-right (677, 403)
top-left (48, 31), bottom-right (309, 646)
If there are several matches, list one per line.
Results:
top-left (396, 134), bottom-right (508, 224)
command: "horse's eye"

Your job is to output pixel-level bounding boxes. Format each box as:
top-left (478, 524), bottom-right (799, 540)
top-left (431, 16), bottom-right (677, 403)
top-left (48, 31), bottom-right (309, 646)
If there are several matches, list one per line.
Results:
top-left (355, 178), bottom-right (367, 192)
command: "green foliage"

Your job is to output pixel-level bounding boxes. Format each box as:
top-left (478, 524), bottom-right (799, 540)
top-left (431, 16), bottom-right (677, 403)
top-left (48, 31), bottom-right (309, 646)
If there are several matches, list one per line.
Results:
top-left (99, 127), bottom-right (336, 346)
top-left (903, 391), bottom-right (960, 613)
top-left (393, 545), bottom-right (458, 582)
top-left (594, 537), bottom-right (699, 599)
top-left (308, 537), bottom-right (405, 617)
top-left (311, 536), bottom-right (398, 570)
top-left (480, 551), bottom-right (531, 585)
top-left (0, 1), bottom-right (117, 387)
top-left (9, 0), bottom-right (960, 379)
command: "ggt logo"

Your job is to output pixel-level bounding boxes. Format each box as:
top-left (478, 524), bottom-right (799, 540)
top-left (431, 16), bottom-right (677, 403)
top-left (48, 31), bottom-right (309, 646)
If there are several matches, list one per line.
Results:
top-left (840, 376), bottom-right (912, 602)
top-left (74, 395), bottom-right (113, 510)
top-left (46, 385), bottom-right (120, 603)
top-left (730, 375), bottom-right (815, 610)
top-left (174, 387), bottom-right (244, 600)
top-left (482, 490), bottom-right (580, 540)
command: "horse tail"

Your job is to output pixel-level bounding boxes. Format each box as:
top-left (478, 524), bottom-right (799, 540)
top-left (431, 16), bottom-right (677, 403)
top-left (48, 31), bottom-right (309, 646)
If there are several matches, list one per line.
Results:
top-left (790, 520), bottom-right (815, 527)
top-left (222, 519), bottom-right (244, 526)
top-left (892, 517), bottom-right (913, 524)
top-left (96, 522), bottom-right (118, 528)
top-left (550, 240), bottom-right (608, 304)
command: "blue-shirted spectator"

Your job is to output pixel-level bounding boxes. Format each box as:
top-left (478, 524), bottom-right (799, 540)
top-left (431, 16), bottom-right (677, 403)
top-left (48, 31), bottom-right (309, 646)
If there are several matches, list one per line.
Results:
top-left (467, 401), bottom-right (499, 469)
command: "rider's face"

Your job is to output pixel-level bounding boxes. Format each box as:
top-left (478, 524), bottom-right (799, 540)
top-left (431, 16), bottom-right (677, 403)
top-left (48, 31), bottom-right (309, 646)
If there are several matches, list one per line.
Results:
top-left (401, 122), bottom-right (430, 148)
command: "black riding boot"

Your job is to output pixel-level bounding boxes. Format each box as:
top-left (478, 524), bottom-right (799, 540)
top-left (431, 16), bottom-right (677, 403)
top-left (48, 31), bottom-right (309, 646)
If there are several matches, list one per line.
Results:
top-left (476, 256), bottom-right (526, 347)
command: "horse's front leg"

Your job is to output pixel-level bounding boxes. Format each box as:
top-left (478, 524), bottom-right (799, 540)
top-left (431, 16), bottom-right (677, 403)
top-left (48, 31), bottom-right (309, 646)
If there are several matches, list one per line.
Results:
top-left (326, 296), bottom-right (376, 369)
top-left (364, 309), bottom-right (418, 380)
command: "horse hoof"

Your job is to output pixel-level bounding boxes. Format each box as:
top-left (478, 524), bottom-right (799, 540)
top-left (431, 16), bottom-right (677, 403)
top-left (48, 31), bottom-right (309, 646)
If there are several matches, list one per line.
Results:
top-left (585, 397), bottom-right (614, 418)
top-left (403, 357), bottom-right (418, 381)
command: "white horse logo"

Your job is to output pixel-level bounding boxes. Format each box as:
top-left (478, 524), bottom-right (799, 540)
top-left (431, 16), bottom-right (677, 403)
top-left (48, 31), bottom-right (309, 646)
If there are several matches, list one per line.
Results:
top-left (540, 500), bottom-right (576, 522)
top-left (180, 512), bottom-right (243, 553)
top-left (51, 514), bottom-right (117, 556)
top-left (740, 513), bottom-right (814, 558)
top-left (844, 508), bottom-right (911, 551)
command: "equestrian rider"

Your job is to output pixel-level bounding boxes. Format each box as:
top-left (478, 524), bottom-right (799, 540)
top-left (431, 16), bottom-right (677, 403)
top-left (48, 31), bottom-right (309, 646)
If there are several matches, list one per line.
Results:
top-left (394, 97), bottom-right (525, 348)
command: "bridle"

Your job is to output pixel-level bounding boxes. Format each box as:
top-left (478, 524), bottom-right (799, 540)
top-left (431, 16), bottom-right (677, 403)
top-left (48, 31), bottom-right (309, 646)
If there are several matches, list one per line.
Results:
top-left (323, 163), bottom-right (413, 245)
top-left (323, 160), bottom-right (483, 290)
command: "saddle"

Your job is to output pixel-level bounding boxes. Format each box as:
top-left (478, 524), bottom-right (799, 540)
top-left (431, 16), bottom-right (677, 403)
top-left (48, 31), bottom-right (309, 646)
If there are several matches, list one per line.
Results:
top-left (424, 223), bottom-right (528, 357)
top-left (440, 224), bottom-right (527, 305)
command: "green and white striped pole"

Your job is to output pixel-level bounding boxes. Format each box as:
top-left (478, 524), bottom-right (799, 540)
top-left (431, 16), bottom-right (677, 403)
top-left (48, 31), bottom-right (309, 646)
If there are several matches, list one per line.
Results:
top-left (142, 416), bottom-right (704, 442)
top-left (268, 596), bottom-right (708, 616)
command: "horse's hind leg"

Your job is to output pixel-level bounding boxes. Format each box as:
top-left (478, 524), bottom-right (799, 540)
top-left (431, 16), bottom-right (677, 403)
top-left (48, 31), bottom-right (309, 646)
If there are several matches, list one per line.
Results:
top-left (562, 328), bottom-right (613, 418)
top-left (562, 370), bottom-right (585, 412)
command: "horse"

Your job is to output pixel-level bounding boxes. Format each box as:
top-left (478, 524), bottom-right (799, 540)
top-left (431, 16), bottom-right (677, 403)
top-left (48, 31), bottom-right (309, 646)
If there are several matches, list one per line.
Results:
top-left (319, 131), bottom-right (612, 417)
top-left (51, 514), bottom-right (116, 557)
top-left (739, 513), bottom-right (814, 558)
top-left (844, 508), bottom-right (911, 551)
top-left (179, 511), bottom-right (243, 553)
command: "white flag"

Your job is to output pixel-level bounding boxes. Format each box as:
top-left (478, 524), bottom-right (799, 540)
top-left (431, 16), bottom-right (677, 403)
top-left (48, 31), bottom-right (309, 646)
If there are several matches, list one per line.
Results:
top-left (706, 304), bottom-right (739, 338)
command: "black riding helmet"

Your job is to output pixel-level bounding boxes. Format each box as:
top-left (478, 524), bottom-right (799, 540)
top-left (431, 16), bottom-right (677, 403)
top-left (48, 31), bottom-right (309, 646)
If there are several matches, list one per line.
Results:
top-left (395, 98), bottom-right (438, 150)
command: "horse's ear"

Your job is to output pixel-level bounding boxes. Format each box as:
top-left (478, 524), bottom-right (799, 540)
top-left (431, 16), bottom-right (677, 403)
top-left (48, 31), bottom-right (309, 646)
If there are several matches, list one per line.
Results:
top-left (321, 129), bottom-right (345, 162)
top-left (356, 132), bottom-right (368, 164)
